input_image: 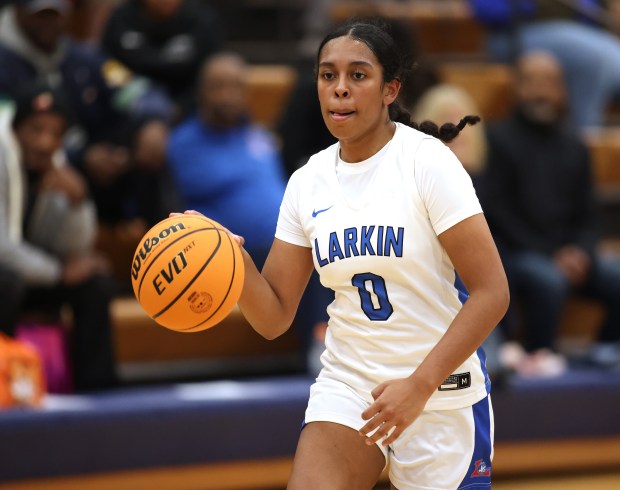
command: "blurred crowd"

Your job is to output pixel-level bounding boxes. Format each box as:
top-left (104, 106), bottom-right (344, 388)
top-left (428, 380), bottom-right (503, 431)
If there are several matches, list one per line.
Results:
top-left (1, 0), bottom-right (620, 394)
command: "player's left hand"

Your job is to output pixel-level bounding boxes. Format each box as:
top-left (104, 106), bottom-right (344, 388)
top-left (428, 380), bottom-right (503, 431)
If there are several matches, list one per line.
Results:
top-left (359, 377), bottom-right (428, 446)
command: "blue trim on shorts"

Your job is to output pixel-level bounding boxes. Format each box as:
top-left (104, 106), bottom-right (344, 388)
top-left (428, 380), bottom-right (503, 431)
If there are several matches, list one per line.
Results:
top-left (477, 346), bottom-right (492, 395)
top-left (458, 396), bottom-right (492, 489)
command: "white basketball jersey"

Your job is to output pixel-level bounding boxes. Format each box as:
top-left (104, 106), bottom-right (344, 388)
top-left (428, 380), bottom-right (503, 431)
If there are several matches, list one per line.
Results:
top-left (276, 123), bottom-right (489, 410)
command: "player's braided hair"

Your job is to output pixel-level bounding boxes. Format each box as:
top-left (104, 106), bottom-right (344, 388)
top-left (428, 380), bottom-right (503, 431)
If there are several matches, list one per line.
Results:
top-left (390, 100), bottom-right (481, 142)
top-left (317, 18), bottom-right (480, 143)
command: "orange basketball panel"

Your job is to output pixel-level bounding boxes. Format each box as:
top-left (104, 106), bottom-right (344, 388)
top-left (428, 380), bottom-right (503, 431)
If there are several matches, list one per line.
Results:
top-left (131, 215), bottom-right (245, 332)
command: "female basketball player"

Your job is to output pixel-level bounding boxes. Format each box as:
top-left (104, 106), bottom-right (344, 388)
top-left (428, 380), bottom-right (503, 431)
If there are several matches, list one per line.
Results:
top-left (178, 19), bottom-right (509, 489)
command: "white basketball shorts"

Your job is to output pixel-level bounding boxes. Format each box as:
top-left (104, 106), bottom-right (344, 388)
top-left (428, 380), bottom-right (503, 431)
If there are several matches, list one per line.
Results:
top-left (304, 377), bottom-right (494, 490)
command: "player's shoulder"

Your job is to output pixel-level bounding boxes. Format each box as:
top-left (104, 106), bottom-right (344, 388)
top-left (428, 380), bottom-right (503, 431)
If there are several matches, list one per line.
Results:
top-left (392, 123), bottom-right (454, 169)
top-left (394, 123), bottom-right (445, 154)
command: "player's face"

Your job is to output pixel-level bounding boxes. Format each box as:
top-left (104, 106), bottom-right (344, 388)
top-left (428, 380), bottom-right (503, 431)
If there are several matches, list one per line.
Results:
top-left (317, 36), bottom-right (399, 148)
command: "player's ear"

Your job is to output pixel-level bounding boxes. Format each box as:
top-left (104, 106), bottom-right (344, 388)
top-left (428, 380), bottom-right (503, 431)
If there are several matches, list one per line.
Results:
top-left (383, 79), bottom-right (400, 105)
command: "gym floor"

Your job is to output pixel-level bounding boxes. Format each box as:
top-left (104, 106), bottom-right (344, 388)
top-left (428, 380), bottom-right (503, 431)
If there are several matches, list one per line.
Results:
top-left (371, 470), bottom-right (620, 489)
top-left (493, 471), bottom-right (620, 490)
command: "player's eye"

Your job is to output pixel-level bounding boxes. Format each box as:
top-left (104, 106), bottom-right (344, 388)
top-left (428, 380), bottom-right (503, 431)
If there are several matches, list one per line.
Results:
top-left (352, 71), bottom-right (366, 80)
top-left (320, 71), bottom-right (335, 81)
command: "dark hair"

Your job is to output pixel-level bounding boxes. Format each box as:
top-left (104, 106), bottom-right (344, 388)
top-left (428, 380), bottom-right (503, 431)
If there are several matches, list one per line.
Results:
top-left (316, 18), bottom-right (480, 143)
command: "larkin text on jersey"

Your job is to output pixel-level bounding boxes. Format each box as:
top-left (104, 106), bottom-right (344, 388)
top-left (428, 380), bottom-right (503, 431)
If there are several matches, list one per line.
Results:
top-left (314, 225), bottom-right (404, 267)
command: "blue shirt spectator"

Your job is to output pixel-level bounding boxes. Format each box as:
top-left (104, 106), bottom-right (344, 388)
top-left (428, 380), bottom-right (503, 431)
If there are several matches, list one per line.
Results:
top-left (167, 52), bottom-right (286, 267)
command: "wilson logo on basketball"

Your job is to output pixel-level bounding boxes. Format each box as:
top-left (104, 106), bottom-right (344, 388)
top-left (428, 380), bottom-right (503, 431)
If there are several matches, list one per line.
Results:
top-left (131, 223), bottom-right (187, 280)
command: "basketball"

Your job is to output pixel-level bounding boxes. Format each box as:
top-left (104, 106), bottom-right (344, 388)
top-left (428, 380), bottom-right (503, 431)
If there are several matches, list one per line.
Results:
top-left (130, 214), bottom-right (245, 332)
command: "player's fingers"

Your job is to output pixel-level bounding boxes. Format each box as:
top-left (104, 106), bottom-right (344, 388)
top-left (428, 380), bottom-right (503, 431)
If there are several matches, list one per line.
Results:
top-left (184, 209), bottom-right (204, 216)
top-left (381, 426), bottom-right (401, 446)
top-left (361, 399), bottom-right (383, 420)
top-left (361, 405), bottom-right (375, 421)
top-left (230, 233), bottom-right (245, 247)
top-left (169, 212), bottom-right (184, 217)
top-left (363, 421), bottom-right (395, 446)
top-left (370, 382), bottom-right (387, 401)
top-left (216, 224), bottom-right (245, 248)
top-left (358, 413), bottom-right (383, 438)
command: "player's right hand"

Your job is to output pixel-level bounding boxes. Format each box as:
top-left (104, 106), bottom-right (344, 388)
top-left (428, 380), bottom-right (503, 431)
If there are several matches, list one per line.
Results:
top-left (168, 210), bottom-right (245, 248)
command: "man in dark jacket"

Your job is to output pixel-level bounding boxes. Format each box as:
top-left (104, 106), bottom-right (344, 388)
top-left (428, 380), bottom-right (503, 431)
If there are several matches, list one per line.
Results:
top-left (482, 50), bottom-right (620, 375)
top-left (102, 0), bottom-right (224, 121)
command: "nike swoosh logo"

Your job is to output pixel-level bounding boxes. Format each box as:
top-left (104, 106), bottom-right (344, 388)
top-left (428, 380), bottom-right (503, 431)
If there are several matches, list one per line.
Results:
top-left (312, 206), bottom-right (333, 218)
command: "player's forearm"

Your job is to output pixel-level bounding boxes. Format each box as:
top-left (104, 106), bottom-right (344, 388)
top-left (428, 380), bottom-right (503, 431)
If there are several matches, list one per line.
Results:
top-left (409, 287), bottom-right (509, 397)
top-left (237, 248), bottom-right (297, 340)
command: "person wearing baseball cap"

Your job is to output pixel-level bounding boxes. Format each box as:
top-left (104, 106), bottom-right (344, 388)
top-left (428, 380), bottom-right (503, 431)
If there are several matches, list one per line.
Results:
top-left (11, 81), bottom-right (72, 130)
top-left (0, 80), bottom-right (118, 392)
top-left (0, 0), bottom-right (177, 282)
top-left (17, 0), bottom-right (71, 15)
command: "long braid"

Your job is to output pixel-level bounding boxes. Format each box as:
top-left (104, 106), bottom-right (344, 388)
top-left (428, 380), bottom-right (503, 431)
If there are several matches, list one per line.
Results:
top-left (412, 115), bottom-right (481, 143)
top-left (392, 98), bottom-right (481, 143)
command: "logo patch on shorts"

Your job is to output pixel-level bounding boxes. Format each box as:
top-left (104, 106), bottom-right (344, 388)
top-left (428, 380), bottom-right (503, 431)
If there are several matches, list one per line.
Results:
top-left (438, 372), bottom-right (471, 391)
top-left (471, 459), bottom-right (491, 477)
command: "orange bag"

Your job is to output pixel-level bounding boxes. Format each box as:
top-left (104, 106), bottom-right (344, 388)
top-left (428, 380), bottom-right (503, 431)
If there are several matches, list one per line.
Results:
top-left (0, 333), bottom-right (46, 408)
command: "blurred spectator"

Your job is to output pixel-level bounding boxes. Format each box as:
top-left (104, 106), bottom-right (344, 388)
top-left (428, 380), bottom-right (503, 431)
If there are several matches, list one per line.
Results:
top-left (412, 84), bottom-right (488, 189)
top-left (101, 0), bottom-right (224, 121)
top-left (167, 52), bottom-right (286, 268)
top-left (482, 50), bottom-right (620, 376)
top-left (0, 0), bottom-right (179, 286)
top-left (0, 82), bottom-right (117, 391)
top-left (469, 0), bottom-right (620, 129)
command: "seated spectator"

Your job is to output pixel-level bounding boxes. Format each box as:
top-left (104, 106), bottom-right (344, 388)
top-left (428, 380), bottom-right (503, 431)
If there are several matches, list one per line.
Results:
top-left (101, 0), bottom-right (224, 121)
top-left (167, 52), bottom-right (286, 269)
top-left (0, 83), bottom-right (117, 391)
top-left (469, 0), bottom-right (620, 129)
top-left (0, 0), bottom-right (178, 287)
top-left (482, 50), bottom-right (620, 376)
top-left (412, 84), bottom-right (488, 189)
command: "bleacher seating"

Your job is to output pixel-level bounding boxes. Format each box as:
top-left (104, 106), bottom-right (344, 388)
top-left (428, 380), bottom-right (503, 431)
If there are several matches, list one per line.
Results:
top-left (329, 0), bottom-right (488, 59)
top-left (438, 62), bottom-right (515, 121)
top-left (111, 299), bottom-right (303, 383)
top-left (246, 65), bottom-right (297, 129)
